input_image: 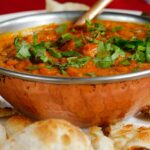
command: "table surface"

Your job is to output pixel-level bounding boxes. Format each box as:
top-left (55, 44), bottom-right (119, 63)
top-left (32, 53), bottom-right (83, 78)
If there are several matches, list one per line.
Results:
top-left (0, 0), bottom-right (150, 15)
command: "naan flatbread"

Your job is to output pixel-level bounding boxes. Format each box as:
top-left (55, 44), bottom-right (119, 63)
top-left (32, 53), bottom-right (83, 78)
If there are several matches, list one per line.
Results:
top-left (4, 115), bottom-right (33, 138)
top-left (46, 0), bottom-right (89, 12)
top-left (109, 123), bottom-right (150, 150)
top-left (88, 126), bottom-right (115, 150)
top-left (1, 119), bottom-right (93, 150)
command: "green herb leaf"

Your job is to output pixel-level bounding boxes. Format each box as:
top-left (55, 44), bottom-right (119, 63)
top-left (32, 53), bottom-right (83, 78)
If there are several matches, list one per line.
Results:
top-left (76, 57), bottom-right (90, 67)
top-left (111, 45), bottom-right (125, 61)
top-left (94, 56), bottom-right (112, 68)
top-left (85, 72), bottom-right (96, 77)
top-left (85, 20), bottom-right (106, 36)
top-left (120, 59), bottom-right (130, 66)
top-left (146, 22), bottom-right (150, 29)
top-left (137, 45), bottom-right (145, 51)
top-left (15, 39), bottom-right (31, 60)
top-left (14, 37), bottom-right (21, 48)
top-left (60, 69), bottom-right (68, 75)
top-left (48, 48), bottom-right (62, 58)
top-left (111, 26), bottom-right (123, 32)
top-left (97, 41), bottom-right (112, 53)
top-left (40, 55), bottom-right (49, 63)
top-left (33, 34), bottom-right (38, 45)
top-left (61, 50), bottom-right (81, 57)
top-left (46, 65), bottom-right (53, 69)
top-left (96, 41), bottom-right (110, 58)
top-left (44, 41), bottom-right (56, 49)
top-left (131, 51), bottom-right (146, 63)
top-left (146, 42), bottom-right (150, 62)
top-left (61, 33), bottom-right (73, 43)
top-left (31, 42), bottom-right (50, 63)
top-left (56, 24), bottom-right (68, 34)
top-left (32, 42), bottom-right (45, 57)
top-left (125, 39), bottom-right (144, 50)
top-left (146, 31), bottom-right (150, 42)
top-left (74, 38), bottom-right (83, 48)
top-left (67, 56), bottom-right (90, 68)
top-left (85, 20), bottom-right (92, 26)
top-left (110, 36), bottom-right (127, 47)
top-left (105, 42), bottom-right (112, 51)
top-left (26, 65), bottom-right (39, 71)
top-left (54, 63), bottom-right (68, 72)
top-left (97, 41), bottom-right (105, 52)
top-left (132, 66), bottom-right (140, 72)
top-left (71, 28), bottom-right (77, 33)
top-left (125, 43), bottom-right (136, 49)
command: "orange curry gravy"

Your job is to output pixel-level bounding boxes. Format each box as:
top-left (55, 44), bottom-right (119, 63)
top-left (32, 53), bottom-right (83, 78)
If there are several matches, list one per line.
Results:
top-left (0, 20), bottom-right (150, 77)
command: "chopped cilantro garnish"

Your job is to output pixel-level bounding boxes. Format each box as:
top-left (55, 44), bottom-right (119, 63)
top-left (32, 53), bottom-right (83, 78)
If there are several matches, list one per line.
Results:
top-left (120, 59), bottom-right (130, 66)
top-left (58, 33), bottom-right (73, 44)
top-left (137, 45), bottom-right (145, 51)
top-left (44, 41), bottom-right (56, 48)
top-left (13, 21), bottom-right (150, 76)
top-left (74, 38), bottom-right (83, 48)
top-left (96, 41), bottom-right (111, 58)
top-left (61, 69), bottom-right (68, 75)
top-left (40, 55), bottom-right (50, 63)
top-left (45, 65), bottom-right (53, 69)
top-left (131, 51), bottom-right (146, 63)
top-left (15, 38), bottom-right (31, 60)
top-left (33, 34), bottom-right (38, 45)
top-left (55, 24), bottom-right (68, 34)
top-left (48, 48), bottom-right (62, 58)
top-left (94, 56), bottom-right (112, 68)
top-left (97, 41), bottom-right (105, 51)
top-left (31, 42), bottom-right (50, 63)
top-left (71, 28), bottom-right (77, 33)
top-left (111, 26), bottom-right (123, 32)
top-left (32, 42), bottom-right (45, 57)
top-left (146, 22), bottom-right (150, 29)
top-left (111, 45), bottom-right (125, 61)
top-left (85, 72), bottom-right (96, 77)
top-left (132, 66), bottom-right (141, 72)
top-left (26, 65), bottom-right (39, 71)
top-left (61, 50), bottom-right (81, 57)
top-left (61, 33), bottom-right (73, 41)
top-left (85, 20), bottom-right (106, 36)
top-left (146, 42), bottom-right (150, 62)
top-left (67, 56), bottom-right (90, 68)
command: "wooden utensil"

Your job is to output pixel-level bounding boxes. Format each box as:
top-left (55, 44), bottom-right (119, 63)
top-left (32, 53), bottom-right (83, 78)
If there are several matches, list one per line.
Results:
top-left (74, 0), bottom-right (113, 26)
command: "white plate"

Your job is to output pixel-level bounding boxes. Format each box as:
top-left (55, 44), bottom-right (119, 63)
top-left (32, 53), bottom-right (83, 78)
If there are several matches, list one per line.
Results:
top-left (0, 9), bottom-right (142, 22)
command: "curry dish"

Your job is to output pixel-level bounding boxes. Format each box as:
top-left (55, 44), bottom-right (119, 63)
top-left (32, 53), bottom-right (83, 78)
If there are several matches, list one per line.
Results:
top-left (0, 20), bottom-right (150, 77)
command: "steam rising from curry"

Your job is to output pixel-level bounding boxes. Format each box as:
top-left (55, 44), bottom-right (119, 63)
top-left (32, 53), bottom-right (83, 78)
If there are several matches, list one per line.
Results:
top-left (0, 20), bottom-right (150, 77)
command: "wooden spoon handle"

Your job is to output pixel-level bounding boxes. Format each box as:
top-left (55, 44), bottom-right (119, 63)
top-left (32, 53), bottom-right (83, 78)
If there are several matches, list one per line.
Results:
top-left (74, 0), bottom-right (113, 26)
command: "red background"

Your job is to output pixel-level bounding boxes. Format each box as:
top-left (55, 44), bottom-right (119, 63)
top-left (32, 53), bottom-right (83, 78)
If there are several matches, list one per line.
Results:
top-left (0, 0), bottom-right (150, 15)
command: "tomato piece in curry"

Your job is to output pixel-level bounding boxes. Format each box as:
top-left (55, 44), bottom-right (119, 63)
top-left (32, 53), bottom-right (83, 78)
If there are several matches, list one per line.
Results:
top-left (0, 20), bottom-right (150, 77)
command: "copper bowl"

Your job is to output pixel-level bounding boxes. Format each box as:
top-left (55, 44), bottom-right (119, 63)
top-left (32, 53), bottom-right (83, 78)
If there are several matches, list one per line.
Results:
top-left (0, 11), bottom-right (150, 127)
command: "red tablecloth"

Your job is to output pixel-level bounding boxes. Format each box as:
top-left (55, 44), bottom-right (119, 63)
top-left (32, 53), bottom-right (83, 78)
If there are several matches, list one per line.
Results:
top-left (0, 0), bottom-right (150, 15)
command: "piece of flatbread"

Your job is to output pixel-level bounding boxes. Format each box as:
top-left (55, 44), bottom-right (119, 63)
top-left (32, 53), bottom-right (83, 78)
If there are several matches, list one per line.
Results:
top-left (0, 115), bottom-right (150, 150)
top-left (109, 123), bottom-right (150, 150)
top-left (4, 115), bottom-right (33, 138)
top-left (1, 119), bottom-right (93, 150)
top-left (110, 123), bottom-right (138, 149)
top-left (46, 0), bottom-right (89, 12)
top-left (125, 127), bottom-right (150, 150)
top-left (0, 124), bottom-right (6, 146)
top-left (88, 126), bottom-right (115, 150)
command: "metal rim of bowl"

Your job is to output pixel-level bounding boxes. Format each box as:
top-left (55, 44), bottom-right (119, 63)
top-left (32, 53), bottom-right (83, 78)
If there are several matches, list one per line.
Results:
top-left (0, 11), bottom-right (150, 84)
